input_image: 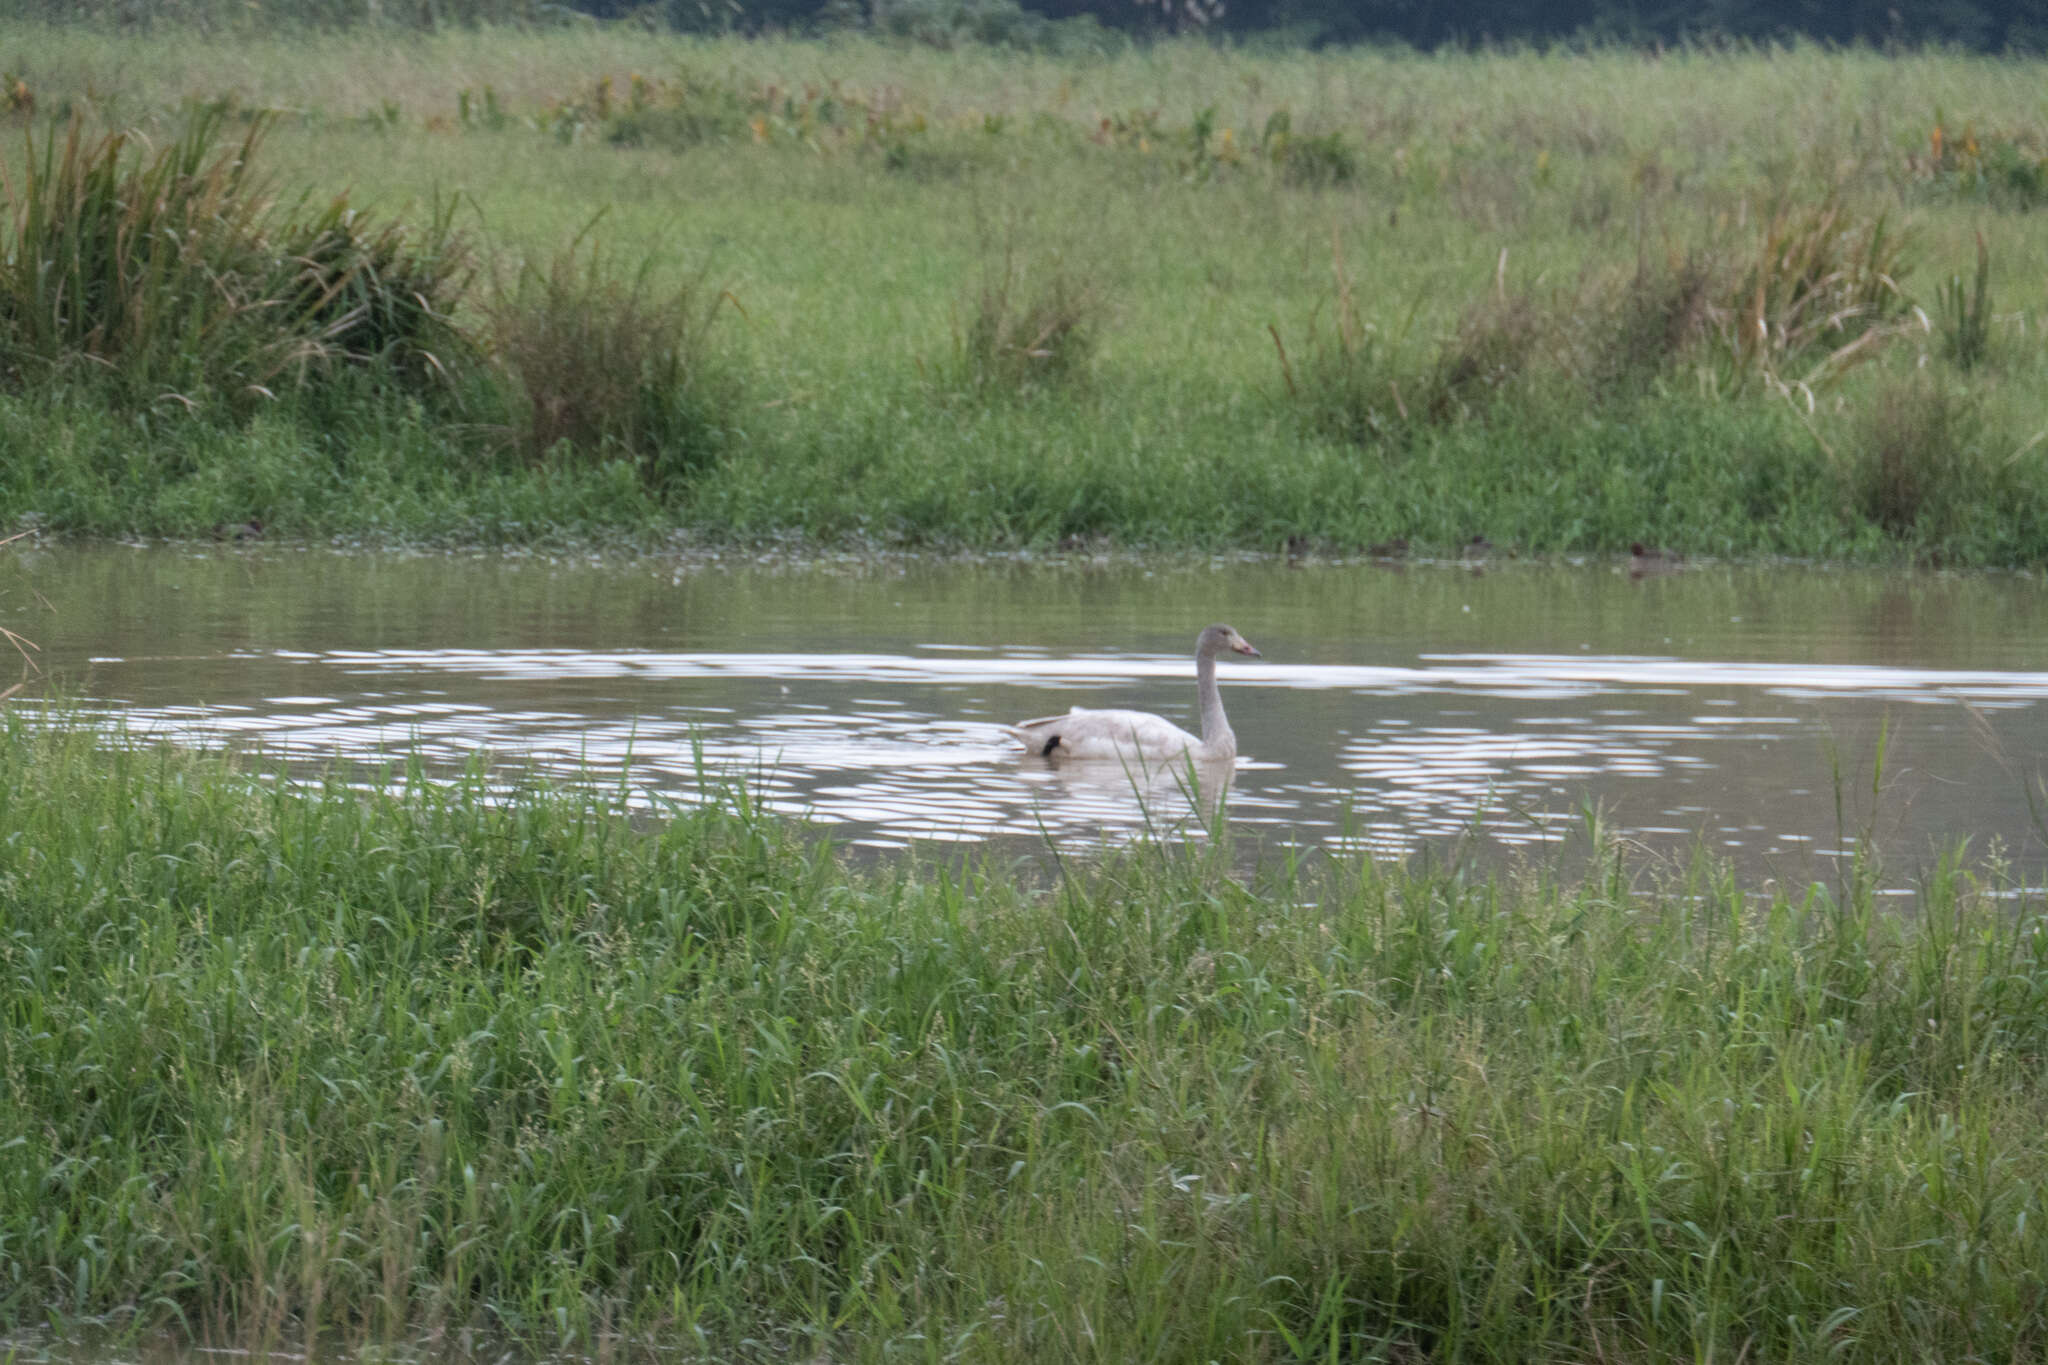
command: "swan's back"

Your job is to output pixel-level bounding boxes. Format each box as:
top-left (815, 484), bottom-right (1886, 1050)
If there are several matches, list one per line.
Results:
top-left (1009, 707), bottom-right (1216, 761)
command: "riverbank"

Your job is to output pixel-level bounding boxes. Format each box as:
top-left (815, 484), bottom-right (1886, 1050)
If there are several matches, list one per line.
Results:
top-left (0, 31), bottom-right (2046, 563)
top-left (2, 713), bottom-right (2046, 1359)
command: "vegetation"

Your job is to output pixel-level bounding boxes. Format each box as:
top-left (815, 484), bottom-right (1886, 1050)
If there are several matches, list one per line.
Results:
top-left (10, 23), bottom-right (2048, 1359)
top-left (0, 712), bottom-right (2045, 1360)
top-left (482, 230), bottom-right (735, 478)
top-left (1, 31), bottom-right (2047, 561)
top-left (0, 105), bottom-right (471, 405)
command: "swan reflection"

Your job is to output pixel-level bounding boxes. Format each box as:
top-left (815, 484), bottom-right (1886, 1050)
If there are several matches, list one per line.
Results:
top-left (1014, 751), bottom-right (1238, 836)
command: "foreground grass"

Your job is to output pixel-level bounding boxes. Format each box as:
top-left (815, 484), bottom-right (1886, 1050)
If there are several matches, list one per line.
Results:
top-left (1, 31), bottom-right (2047, 560)
top-left (4, 715), bottom-right (2048, 1360)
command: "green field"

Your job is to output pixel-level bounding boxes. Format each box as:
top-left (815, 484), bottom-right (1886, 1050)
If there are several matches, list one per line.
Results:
top-left (1, 28), bottom-right (2046, 560)
top-left (2, 714), bottom-right (2046, 1360)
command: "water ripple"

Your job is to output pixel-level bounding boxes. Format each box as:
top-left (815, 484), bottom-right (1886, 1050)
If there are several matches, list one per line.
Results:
top-left (56, 641), bottom-right (2048, 867)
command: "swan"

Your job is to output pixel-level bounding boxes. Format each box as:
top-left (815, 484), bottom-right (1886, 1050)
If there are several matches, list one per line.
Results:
top-left (1009, 624), bottom-right (1261, 762)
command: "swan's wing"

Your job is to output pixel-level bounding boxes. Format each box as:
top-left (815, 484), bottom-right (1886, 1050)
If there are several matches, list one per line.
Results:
top-left (1009, 707), bottom-right (1201, 759)
top-left (1006, 705), bottom-right (1093, 745)
top-left (1007, 712), bottom-right (1072, 756)
top-left (1007, 711), bottom-right (1064, 738)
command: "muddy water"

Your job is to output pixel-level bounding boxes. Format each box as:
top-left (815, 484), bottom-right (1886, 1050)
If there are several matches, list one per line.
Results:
top-left (8, 544), bottom-right (2048, 884)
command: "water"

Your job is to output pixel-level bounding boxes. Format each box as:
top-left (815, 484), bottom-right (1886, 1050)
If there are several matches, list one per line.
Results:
top-left (9, 543), bottom-right (2048, 883)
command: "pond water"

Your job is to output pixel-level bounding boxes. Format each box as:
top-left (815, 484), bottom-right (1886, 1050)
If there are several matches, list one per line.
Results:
top-left (8, 544), bottom-right (2048, 886)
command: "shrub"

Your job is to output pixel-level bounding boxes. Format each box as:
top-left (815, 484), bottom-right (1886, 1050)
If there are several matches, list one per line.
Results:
top-left (483, 233), bottom-right (733, 482)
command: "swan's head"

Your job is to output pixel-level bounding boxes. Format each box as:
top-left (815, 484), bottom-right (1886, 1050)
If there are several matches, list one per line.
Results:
top-left (1199, 623), bottom-right (1261, 658)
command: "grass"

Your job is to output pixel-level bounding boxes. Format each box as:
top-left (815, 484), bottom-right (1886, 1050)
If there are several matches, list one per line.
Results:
top-left (3, 712), bottom-right (2048, 1359)
top-left (482, 229), bottom-right (735, 477)
top-left (954, 234), bottom-right (1105, 393)
top-left (0, 105), bottom-right (472, 406)
top-left (0, 30), bottom-right (2045, 560)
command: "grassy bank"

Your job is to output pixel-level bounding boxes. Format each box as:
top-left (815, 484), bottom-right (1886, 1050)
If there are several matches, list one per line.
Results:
top-left (1, 31), bottom-right (2047, 560)
top-left (4, 714), bottom-right (2048, 1359)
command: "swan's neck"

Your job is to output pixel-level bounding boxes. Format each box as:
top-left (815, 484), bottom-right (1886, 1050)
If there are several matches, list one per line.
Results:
top-left (1196, 650), bottom-right (1233, 752)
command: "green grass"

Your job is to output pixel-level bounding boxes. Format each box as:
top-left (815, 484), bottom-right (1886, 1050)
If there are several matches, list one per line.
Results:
top-left (1, 29), bottom-right (2047, 560)
top-left (4, 712), bottom-right (2048, 1359)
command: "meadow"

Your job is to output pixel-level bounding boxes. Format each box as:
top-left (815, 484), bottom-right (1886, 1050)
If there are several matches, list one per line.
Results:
top-left (2, 713), bottom-right (2047, 1361)
top-left (0, 28), bottom-right (2045, 560)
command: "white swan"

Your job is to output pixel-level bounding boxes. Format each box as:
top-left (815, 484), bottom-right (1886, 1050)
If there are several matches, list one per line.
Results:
top-left (1009, 624), bottom-right (1261, 762)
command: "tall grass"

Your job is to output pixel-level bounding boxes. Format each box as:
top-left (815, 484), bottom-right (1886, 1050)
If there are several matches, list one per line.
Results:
top-left (3, 715), bottom-right (2048, 1358)
top-left (0, 105), bottom-right (472, 407)
top-left (483, 231), bottom-right (735, 477)
top-left (955, 239), bottom-right (1105, 392)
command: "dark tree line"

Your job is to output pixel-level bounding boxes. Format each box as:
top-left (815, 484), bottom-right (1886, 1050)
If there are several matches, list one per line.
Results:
top-left (589, 0), bottom-right (2048, 50)
top-left (1181, 0), bottom-right (2048, 49)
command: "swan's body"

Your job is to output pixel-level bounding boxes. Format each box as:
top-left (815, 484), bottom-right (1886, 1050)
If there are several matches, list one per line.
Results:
top-left (1009, 624), bottom-right (1260, 762)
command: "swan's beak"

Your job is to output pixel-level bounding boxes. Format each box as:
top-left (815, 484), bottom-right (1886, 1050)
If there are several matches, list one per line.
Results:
top-left (1233, 641), bottom-right (1261, 657)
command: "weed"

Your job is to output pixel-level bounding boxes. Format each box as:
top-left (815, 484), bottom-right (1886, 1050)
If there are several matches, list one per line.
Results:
top-left (1292, 230), bottom-right (1412, 444)
top-left (876, 128), bottom-right (1000, 180)
top-left (1423, 271), bottom-right (1550, 422)
top-left (1584, 250), bottom-right (1718, 397)
top-left (482, 229), bottom-right (733, 482)
top-left (1300, 243), bottom-right (1553, 437)
top-left (1909, 117), bottom-right (2048, 209)
top-left (1938, 230), bottom-right (1993, 371)
top-left (0, 34), bottom-right (2045, 565)
top-left (1285, 129), bottom-right (1357, 187)
top-left (1846, 370), bottom-right (1983, 539)
top-left (864, 0), bottom-right (1114, 53)
top-left (0, 529), bottom-right (37, 700)
top-left (956, 239), bottom-right (1104, 392)
top-left (1259, 108), bottom-right (1356, 187)
top-left (1720, 194), bottom-right (1914, 389)
top-left (600, 76), bottom-right (753, 150)
top-left (455, 86), bottom-right (510, 131)
top-left (281, 193), bottom-right (472, 383)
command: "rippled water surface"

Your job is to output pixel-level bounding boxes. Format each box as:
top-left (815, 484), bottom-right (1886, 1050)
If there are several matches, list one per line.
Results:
top-left (10, 545), bottom-right (2048, 882)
